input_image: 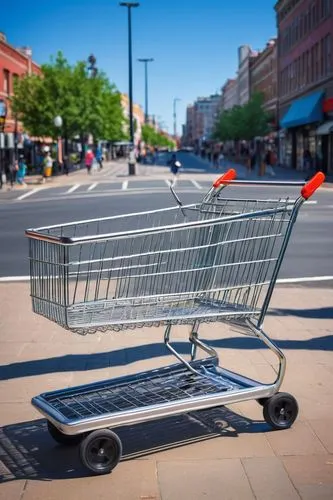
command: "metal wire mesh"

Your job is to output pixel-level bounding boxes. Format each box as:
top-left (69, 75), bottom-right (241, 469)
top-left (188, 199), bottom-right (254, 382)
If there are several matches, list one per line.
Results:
top-left (40, 361), bottom-right (241, 422)
top-left (27, 198), bottom-right (294, 334)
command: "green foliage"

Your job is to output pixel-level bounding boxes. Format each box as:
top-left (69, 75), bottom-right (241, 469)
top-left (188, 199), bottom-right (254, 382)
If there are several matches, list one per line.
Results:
top-left (214, 92), bottom-right (270, 141)
top-left (141, 124), bottom-right (174, 148)
top-left (12, 52), bottom-right (125, 141)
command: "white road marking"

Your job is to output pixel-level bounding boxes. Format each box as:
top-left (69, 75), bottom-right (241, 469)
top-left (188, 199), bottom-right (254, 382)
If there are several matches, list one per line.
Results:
top-left (122, 181), bottom-right (128, 190)
top-left (276, 275), bottom-right (333, 284)
top-left (165, 180), bottom-right (171, 187)
top-left (66, 184), bottom-right (80, 194)
top-left (191, 180), bottom-right (202, 190)
top-left (304, 200), bottom-right (317, 205)
top-left (1, 275), bottom-right (333, 283)
top-left (87, 183), bottom-right (98, 191)
top-left (16, 189), bottom-right (39, 201)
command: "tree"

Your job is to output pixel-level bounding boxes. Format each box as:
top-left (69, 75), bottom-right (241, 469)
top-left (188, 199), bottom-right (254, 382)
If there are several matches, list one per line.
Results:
top-left (12, 52), bottom-right (125, 142)
top-left (214, 92), bottom-right (270, 142)
top-left (141, 124), bottom-right (174, 148)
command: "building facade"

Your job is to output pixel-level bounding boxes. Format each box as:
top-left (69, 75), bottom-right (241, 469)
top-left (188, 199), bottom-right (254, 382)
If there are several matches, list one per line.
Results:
top-left (0, 32), bottom-right (41, 153)
top-left (221, 78), bottom-right (238, 111)
top-left (238, 45), bottom-right (258, 106)
top-left (276, 0), bottom-right (333, 172)
top-left (250, 39), bottom-right (278, 129)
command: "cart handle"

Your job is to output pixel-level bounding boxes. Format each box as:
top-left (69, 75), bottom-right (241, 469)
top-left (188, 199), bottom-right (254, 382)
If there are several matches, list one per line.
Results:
top-left (213, 169), bottom-right (237, 188)
top-left (301, 172), bottom-right (325, 200)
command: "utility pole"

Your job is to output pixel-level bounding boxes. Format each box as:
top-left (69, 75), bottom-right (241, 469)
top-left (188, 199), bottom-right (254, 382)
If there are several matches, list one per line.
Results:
top-left (138, 58), bottom-right (154, 123)
top-left (120, 2), bottom-right (139, 146)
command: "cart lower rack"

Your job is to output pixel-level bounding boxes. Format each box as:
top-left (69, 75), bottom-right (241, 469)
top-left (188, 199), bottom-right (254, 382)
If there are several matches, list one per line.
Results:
top-left (26, 171), bottom-right (325, 475)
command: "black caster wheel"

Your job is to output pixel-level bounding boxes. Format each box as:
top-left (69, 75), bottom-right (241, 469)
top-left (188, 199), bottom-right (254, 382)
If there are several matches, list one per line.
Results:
top-left (80, 429), bottom-right (122, 475)
top-left (257, 398), bottom-right (268, 407)
top-left (263, 392), bottom-right (299, 430)
top-left (47, 421), bottom-right (83, 446)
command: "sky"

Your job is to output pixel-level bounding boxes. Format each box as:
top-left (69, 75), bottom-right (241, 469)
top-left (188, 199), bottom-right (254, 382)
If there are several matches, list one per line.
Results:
top-left (2, 0), bottom-right (277, 133)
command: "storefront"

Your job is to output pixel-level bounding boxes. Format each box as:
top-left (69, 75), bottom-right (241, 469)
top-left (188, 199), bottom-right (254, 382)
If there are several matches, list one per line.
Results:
top-left (279, 90), bottom-right (324, 171)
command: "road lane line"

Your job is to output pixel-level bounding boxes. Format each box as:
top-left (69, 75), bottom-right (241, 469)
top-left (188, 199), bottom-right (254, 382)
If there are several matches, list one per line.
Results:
top-left (191, 180), bottom-right (202, 190)
top-left (66, 184), bottom-right (80, 194)
top-left (87, 183), bottom-right (98, 191)
top-left (276, 276), bottom-right (333, 284)
top-left (122, 181), bottom-right (128, 190)
top-left (16, 189), bottom-right (39, 201)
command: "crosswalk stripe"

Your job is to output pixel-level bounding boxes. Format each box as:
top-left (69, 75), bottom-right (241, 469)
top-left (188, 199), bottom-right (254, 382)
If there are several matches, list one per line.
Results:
top-left (191, 180), bottom-right (202, 190)
top-left (165, 180), bottom-right (171, 187)
top-left (66, 184), bottom-right (80, 194)
top-left (87, 183), bottom-right (98, 191)
top-left (122, 181), bottom-right (128, 190)
top-left (16, 189), bottom-right (39, 201)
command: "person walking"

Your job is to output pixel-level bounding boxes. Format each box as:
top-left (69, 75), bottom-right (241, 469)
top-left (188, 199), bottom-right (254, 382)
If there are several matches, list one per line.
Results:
top-left (16, 155), bottom-right (27, 186)
top-left (169, 153), bottom-right (181, 187)
top-left (42, 152), bottom-right (53, 183)
top-left (85, 148), bottom-right (94, 175)
top-left (95, 146), bottom-right (103, 170)
top-left (5, 158), bottom-right (17, 189)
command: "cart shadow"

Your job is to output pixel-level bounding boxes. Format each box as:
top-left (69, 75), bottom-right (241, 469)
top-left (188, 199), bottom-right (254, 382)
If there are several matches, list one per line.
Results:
top-left (0, 406), bottom-right (268, 482)
top-left (1, 331), bottom-right (333, 381)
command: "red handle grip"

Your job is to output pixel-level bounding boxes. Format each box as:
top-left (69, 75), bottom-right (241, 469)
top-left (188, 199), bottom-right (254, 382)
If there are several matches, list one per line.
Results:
top-left (301, 172), bottom-right (325, 200)
top-left (213, 168), bottom-right (237, 188)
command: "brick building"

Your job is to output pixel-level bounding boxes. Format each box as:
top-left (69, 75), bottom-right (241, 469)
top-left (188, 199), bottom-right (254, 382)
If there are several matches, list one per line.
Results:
top-left (275, 0), bottom-right (333, 173)
top-left (0, 32), bottom-right (40, 138)
top-left (221, 78), bottom-right (238, 111)
top-left (250, 39), bottom-right (278, 130)
top-left (238, 45), bottom-right (258, 106)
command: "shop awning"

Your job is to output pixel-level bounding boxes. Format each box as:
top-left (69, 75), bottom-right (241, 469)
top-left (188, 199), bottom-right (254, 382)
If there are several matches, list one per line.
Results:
top-left (316, 121), bottom-right (333, 135)
top-left (280, 91), bottom-right (324, 129)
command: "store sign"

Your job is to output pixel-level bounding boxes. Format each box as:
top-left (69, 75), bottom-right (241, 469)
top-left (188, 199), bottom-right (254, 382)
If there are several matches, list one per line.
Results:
top-left (323, 98), bottom-right (333, 113)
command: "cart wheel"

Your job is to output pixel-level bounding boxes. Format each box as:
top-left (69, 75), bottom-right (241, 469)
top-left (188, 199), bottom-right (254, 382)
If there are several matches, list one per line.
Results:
top-left (47, 421), bottom-right (83, 446)
top-left (257, 398), bottom-right (268, 407)
top-left (80, 429), bottom-right (122, 475)
top-left (263, 392), bottom-right (299, 430)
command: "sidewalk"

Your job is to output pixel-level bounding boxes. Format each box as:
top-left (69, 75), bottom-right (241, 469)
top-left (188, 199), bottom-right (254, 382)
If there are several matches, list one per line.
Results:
top-left (1, 156), bottom-right (332, 195)
top-left (0, 282), bottom-right (332, 499)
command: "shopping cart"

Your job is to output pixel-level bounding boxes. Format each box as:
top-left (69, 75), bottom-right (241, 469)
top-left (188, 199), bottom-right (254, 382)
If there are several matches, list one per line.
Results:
top-left (26, 170), bottom-right (325, 475)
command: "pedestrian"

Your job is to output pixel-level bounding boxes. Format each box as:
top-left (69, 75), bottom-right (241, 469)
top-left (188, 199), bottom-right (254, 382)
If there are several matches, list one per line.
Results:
top-left (169, 154), bottom-right (181, 187)
top-left (95, 146), bottom-right (103, 170)
top-left (264, 148), bottom-right (276, 177)
top-left (303, 149), bottom-right (312, 174)
top-left (16, 155), bottom-right (27, 186)
top-left (5, 158), bottom-right (17, 189)
top-left (85, 148), bottom-right (94, 174)
top-left (42, 152), bottom-right (53, 183)
top-left (63, 155), bottom-right (70, 176)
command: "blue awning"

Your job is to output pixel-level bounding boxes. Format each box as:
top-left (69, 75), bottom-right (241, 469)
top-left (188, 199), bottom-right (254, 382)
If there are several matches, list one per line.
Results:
top-left (280, 91), bottom-right (324, 129)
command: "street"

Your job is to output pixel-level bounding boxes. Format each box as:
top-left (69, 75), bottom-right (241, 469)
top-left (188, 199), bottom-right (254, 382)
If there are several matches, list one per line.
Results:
top-left (0, 153), bottom-right (332, 280)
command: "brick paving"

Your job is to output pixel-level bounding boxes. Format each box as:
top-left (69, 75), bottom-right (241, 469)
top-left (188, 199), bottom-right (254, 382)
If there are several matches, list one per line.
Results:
top-left (0, 283), bottom-right (332, 499)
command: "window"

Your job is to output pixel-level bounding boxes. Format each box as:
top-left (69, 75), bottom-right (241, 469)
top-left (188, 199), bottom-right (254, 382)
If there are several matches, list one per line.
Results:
top-left (311, 2), bottom-right (316, 27)
top-left (307, 50), bottom-right (312, 83)
top-left (12, 73), bottom-right (19, 91)
top-left (325, 34), bottom-right (332, 74)
top-left (315, 43), bottom-right (320, 80)
top-left (3, 69), bottom-right (10, 94)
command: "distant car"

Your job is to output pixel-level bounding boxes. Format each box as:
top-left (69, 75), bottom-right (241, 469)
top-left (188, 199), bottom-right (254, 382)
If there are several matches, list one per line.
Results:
top-left (178, 146), bottom-right (194, 153)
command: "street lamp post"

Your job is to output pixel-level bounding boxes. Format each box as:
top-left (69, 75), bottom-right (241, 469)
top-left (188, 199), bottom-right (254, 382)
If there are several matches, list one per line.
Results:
top-left (173, 97), bottom-right (181, 138)
top-left (0, 99), bottom-right (7, 189)
top-left (138, 58), bottom-right (153, 123)
top-left (54, 115), bottom-right (63, 174)
top-left (120, 1), bottom-right (139, 148)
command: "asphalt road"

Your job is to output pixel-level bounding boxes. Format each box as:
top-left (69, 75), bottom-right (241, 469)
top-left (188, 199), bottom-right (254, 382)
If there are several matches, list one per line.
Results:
top-left (0, 174), bottom-right (333, 279)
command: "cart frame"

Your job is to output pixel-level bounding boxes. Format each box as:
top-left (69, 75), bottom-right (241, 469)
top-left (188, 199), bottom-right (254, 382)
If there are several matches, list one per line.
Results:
top-left (26, 171), bottom-right (325, 474)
